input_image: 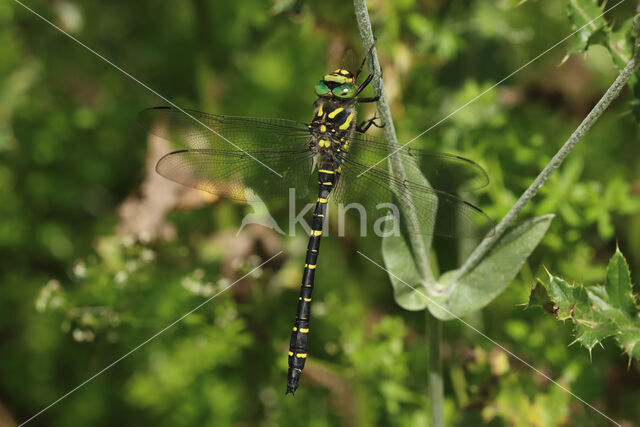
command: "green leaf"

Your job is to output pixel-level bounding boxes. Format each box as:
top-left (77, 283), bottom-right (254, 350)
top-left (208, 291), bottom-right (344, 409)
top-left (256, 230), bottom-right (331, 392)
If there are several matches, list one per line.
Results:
top-left (428, 215), bottom-right (554, 320)
top-left (527, 279), bottom-right (558, 316)
top-left (381, 222), bottom-right (431, 311)
top-left (381, 141), bottom-right (437, 311)
top-left (606, 246), bottom-right (635, 315)
top-left (546, 273), bottom-right (587, 320)
top-left (606, 19), bottom-right (633, 69)
top-left (549, 275), bottom-right (617, 350)
top-left (388, 142), bottom-right (436, 258)
top-left (617, 322), bottom-right (640, 361)
top-left (566, 0), bottom-right (607, 56)
top-left (565, 0), bottom-right (636, 72)
top-left (528, 248), bottom-right (640, 360)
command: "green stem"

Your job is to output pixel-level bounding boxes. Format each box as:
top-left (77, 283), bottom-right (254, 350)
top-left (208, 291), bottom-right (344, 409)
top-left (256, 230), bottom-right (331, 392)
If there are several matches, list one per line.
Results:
top-left (453, 15), bottom-right (640, 284)
top-left (352, 0), bottom-right (434, 283)
top-left (427, 311), bottom-right (444, 427)
top-left (353, 1), bottom-right (442, 425)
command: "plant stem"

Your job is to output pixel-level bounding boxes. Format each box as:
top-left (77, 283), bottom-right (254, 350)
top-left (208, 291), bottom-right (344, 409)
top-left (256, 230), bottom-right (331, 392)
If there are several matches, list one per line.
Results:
top-left (352, 0), bottom-right (434, 284)
top-left (427, 311), bottom-right (444, 426)
top-left (353, 1), bottom-right (443, 425)
top-left (453, 15), bottom-right (640, 283)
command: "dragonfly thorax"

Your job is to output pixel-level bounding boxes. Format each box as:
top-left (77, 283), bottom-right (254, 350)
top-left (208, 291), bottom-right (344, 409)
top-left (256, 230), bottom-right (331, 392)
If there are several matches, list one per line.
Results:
top-left (308, 97), bottom-right (356, 164)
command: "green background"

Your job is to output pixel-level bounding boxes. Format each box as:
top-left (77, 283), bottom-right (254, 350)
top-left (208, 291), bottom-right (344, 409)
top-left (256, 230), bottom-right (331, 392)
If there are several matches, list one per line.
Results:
top-left (2, 0), bottom-right (640, 425)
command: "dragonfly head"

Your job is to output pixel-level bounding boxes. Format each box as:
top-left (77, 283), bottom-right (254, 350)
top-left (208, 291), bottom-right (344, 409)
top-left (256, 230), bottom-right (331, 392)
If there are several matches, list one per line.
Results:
top-left (314, 69), bottom-right (357, 100)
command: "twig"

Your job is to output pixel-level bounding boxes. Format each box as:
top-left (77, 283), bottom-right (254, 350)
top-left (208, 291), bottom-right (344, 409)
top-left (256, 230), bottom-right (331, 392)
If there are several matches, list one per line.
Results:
top-left (453, 15), bottom-right (640, 283)
top-left (353, 0), bottom-right (434, 284)
top-left (353, 1), bottom-right (443, 426)
top-left (426, 311), bottom-right (444, 426)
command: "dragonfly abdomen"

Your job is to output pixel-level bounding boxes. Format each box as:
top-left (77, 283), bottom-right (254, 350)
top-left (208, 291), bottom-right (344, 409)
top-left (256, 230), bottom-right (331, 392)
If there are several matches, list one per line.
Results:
top-left (286, 168), bottom-right (335, 395)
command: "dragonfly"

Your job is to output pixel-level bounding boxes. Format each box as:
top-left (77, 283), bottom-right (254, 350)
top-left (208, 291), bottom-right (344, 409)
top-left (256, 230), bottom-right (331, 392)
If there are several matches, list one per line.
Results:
top-left (139, 47), bottom-right (493, 395)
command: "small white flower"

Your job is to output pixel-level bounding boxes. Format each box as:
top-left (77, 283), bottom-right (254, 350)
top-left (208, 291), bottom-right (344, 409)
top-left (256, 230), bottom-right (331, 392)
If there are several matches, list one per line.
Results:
top-left (73, 261), bottom-right (87, 278)
top-left (181, 276), bottom-right (201, 294)
top-left (72, 329), bottom-right (84, 342)
top-left (193, 269), bottom-right (205, 280)
top-left (115, 271), bottom-right (128, 285)
top-left (140, 248), bottom-right (155, 262)
top-left (200, 283), bottom-right (215, 296)
top-left (139, 231), bottom-right (152, 244)
top-left (121, 235), bottom-right (135, 247)
top-left (125, 260), bottom-right (138, 272)
top-left (230, 257), bottom-right (243, 270)
top-left (72, 329), bottom-right (96, 342)
top-left (217, 278), bottom-right (231, 288)
top-left (35, 280), bottom-right (63, 312)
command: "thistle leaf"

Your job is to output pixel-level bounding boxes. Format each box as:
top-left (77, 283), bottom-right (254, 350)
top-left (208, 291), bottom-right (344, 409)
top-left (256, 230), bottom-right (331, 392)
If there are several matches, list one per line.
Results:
top-left (565, 0), bottom-right (635, 71)
top-left (528, 248), bottom-right (640, 360)
top-left (566, 0), bottom-right (608, 56)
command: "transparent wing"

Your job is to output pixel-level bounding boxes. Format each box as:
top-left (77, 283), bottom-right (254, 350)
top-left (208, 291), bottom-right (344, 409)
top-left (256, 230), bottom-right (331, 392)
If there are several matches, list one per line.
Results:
top-left (338, 49), bottom-right (359, 75)
top-left (334, 139), bottom-right (494, 238)
top-left (348, 131), bottom-right (489, 192)
top-left (139, 106), bottom-right (493, 235)
top-left (156, 149), bottom-right (314, 201)
top-left (139, 107), bottom-right (314, 201)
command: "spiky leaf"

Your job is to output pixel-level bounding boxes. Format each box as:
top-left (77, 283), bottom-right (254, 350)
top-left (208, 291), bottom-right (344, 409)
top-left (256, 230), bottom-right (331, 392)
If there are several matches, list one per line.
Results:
top-left (528, 248), bottom-right (640, 360)
top-left (566, 0), bottom-right (608, 56)
top-left (565, 0), bottom-right (636, 71)
top-left (528, 280), bottom-right (558, 316)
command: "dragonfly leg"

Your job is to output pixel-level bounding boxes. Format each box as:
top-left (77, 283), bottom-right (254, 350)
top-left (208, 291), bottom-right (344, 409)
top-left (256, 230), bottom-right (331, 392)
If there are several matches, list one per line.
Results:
top-left (356, 114), bottom-right (385, 133)
top-left (355, 36), bottom-right (377, 79)
top-left (355, 67), bottom-right (382, 103)
top-left (355, 38), bottom-right (383, 102)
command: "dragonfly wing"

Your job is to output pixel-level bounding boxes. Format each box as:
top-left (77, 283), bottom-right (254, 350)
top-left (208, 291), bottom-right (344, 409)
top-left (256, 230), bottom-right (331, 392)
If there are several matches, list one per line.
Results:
top-left (141, 106), bottom-right (314, 201)
top-left (139, 106), bottom-right (311, 150)
top-left (156, 149), bottom-right (314, 201)
top-left (348, 132), bottom-right (489, 192)
top-left (334, 154), bottom-right (493, 238)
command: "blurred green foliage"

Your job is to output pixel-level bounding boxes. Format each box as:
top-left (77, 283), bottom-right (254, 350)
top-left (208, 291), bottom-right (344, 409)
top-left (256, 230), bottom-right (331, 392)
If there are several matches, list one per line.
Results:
top-left (2, 0), bottom-right (640, 426)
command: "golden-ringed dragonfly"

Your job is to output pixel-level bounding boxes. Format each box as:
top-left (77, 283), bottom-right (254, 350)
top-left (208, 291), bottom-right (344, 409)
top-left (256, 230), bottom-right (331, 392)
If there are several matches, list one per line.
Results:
top-left (139, 48), bottom-right (493, 395)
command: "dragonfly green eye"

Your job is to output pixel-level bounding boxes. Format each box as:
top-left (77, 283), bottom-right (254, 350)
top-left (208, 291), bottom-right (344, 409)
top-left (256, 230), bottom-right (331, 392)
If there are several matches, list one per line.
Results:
top-left (315, 81), bottom-right (330, 96)
top-left (332, 83), bottom-right (357, 99)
